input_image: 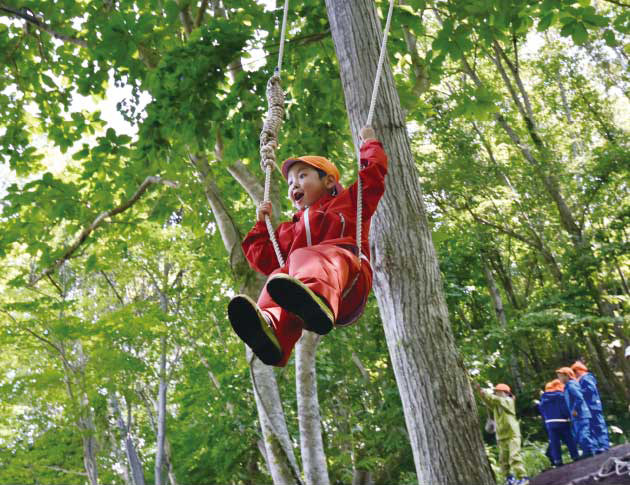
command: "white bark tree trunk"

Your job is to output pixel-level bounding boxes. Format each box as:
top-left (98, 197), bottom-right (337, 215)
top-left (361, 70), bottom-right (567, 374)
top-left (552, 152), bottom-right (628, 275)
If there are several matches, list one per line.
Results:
top-left (110, 392), bottom-right (146, 485)
top-left (324, 1), bottom-right (495, 483)
top-left (138, 387), bottom-right (180, 485)
top-left (295, 332), bottom-right (330, 485)
top-left (155, 336), bottom-right (168, 485)
top-left (108, 428), bottom-right (132, 485)
top-left (74, 342), bottom-right (100, 485)
top-left (194, 154), bottom-right (299, 484)
top-left (80, 406), bottom-right (100, 485)
top-left (250, 349), bottom-right (301, 485)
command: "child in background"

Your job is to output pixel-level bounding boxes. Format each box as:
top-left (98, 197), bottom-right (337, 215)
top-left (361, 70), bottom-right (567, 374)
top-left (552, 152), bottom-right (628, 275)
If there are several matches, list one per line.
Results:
top-left (474, 382), bottom-right (529, 485)
top-left (228, 126), bottom-right (387, 366)
top-left (537, 379), bottom-right (579, 467)
top-left (571, 361), bottom-right (610, 453)
top-left (556, 367), bottom-right (596, 459)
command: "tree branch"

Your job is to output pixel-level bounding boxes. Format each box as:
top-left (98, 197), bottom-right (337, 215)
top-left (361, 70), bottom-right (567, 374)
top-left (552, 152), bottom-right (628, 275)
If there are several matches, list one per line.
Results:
top-left (194, 0), bottom-right (210, 27)
top-left (465, 206), bottom-right (537, 249)
top-left (41, 465), bottom-right (88, 477)
top-left (170, 269), bottom-right (185, 289)
top-left (0, 309), bottom-right (76, 369)
top-left (46, 274), bottom-right (64, 295)
top-left (30, 176), bottom-right (178, 286)
top-left (176, 0), bottom-right (194, 35)
top-left (190, 154), bottom-right (246, 271)
top-left (351, 352), bottom-right (370, 381)
top-left (0, 4), bottom-right (88, 48)
top-left (100, 270), bottom-right (125, 305)
top-left (227, 160), bottom-right (265, 205)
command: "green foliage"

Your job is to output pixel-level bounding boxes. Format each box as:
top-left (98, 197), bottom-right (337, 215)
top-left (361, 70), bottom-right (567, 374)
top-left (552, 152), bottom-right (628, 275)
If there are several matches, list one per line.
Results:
top-left (139, 23), bottom-right (251, 157)
top-left (0, 427), bottom-right (85, 484)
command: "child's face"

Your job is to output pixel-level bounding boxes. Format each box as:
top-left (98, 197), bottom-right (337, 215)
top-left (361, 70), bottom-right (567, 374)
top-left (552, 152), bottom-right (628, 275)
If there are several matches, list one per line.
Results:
top-left (287, 162), bottom-right (335, 210)
top-left (495, 390), bottom-right (508, 398)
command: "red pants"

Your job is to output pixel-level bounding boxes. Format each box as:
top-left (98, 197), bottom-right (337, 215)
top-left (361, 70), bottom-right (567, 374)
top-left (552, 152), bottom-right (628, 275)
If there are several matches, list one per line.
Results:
top-left (258, 244), bottom-right (372, 366)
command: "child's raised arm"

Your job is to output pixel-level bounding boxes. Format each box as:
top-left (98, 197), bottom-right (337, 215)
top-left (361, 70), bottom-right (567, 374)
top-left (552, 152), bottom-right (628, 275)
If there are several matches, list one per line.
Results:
top-left (347, 127), bottom-right (388, 219)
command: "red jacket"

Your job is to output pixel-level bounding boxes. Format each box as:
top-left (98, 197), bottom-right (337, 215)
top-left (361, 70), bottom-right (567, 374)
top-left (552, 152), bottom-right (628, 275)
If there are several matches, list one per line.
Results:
top-left (243, 140), bottom-right (388, 274)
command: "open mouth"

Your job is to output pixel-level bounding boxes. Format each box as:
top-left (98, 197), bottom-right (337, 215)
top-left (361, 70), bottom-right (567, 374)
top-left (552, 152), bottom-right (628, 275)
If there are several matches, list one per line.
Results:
top-left (293, 192), bottom-right (304, 203)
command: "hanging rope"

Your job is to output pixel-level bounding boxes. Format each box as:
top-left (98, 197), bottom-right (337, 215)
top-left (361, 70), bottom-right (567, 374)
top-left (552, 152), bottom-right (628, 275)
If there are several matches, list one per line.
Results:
top-left (254, 4), bottom-right (306, 481)
top-left (259, 0), bottom-right (395, 265)
top-left (355, 0), bottom-right (396, 259)
top-left (259, 0), bottom-right (290, 268)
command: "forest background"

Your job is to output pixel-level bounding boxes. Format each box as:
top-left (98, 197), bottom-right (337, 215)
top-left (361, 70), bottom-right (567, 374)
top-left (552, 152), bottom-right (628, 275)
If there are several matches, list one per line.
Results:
top-left (0, 0), bottom-right (628, 484)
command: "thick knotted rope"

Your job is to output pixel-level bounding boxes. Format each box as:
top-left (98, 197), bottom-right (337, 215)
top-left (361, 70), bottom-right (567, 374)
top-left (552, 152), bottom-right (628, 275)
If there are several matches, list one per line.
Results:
top-left (258, 0), bottom-right (289, 268)
top-left (259, 73), bottom-right (286, 267)
top-left (260, 74), bottom-right (285, 172)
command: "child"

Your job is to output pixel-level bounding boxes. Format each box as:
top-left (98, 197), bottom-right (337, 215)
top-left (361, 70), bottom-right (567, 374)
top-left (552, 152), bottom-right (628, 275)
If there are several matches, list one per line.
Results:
top-left (537, 379), bottom-right (578, 467)
top-left (228, 126), bottom-right (387, 366)
top-left (571, 361), bottom-right (609, 453)
top-left (474, 382), bottom-right (529, 485)
top-left (556, 367), bottom-right (595, 459)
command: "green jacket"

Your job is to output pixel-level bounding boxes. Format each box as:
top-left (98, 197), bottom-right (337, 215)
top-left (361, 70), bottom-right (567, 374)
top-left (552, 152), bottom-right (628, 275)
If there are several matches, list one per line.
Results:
top-left (480, 391), bottom-right (521, 441)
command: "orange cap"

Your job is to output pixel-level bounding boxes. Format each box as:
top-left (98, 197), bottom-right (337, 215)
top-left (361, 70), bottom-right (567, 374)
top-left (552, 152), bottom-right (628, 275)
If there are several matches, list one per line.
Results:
top-left (571, 361), bottom-right (588, 373)
top-left (545, 379), bottom-right (565, 392)
top-left (494, 383), bottom-right (511, 393)
top-left (556, 367), bottom-right (576, 379)
top-left (281, 156), bottom-right (343, 193)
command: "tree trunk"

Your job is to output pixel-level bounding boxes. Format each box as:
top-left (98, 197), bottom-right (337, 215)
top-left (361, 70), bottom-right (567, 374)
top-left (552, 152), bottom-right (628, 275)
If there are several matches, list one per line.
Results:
top-left (295, 332), bottom-right (330, 485)
top-left (165, 439), bottom-right (179, 485)
top-left (138, 388), bottom-right (180, 485)
top-left (194, 154), bottom-right (300, 484)
top-left (61, 369), bottom-right (98, 485)
top-left (324, 2), bottom-right (494, 484)
top-left (352, 470), bottom-right (373, 485)
top-left (74, 342), bottom-right (100, 485)
top-left (110, 393), bottom-right (146, 485)
top-left (108, 428), bottom-right (133, 485)
top-left (482, 260), bottom-right (523, 393)
top-left (250, 350), bottom-right (301, 485)
top-left (583, 336), bottom-right (616, 398)
top-left (586, 333), bottom-right (628, 401)
top-left (155, 336), bottom-right (168, 485)
top-left (81, 413), bottom-right (100, 485)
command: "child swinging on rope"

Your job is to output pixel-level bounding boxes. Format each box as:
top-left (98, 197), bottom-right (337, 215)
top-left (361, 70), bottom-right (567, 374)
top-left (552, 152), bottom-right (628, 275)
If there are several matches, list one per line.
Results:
top-left (228, 126), bottom-right (388, 367)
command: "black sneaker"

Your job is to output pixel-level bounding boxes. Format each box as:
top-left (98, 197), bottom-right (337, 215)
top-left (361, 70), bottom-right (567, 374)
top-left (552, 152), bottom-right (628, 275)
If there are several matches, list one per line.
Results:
top-left (228, 295), bottom-right (282, 366)
top-left (266, 273), bottom-right (334, 335)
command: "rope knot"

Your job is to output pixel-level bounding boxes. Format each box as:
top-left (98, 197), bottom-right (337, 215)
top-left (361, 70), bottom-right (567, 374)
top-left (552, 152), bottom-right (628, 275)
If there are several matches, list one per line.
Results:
top-left (259, 74), bottom-right (285, 171)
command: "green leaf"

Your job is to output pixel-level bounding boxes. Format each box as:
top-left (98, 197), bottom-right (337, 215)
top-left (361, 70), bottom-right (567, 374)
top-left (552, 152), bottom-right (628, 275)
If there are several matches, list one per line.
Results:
top-left (603, 29), bottom-right (618, 47)
top-left (86, 254), bottom-right (98, 272)
top-left (560, 20), bottom-right (576, 38)
top-left (581, 10), bottom-right (607, 28)
top-left (40, 74), bottom-right (57, 89)
top-left (571, 22), bottom-right (588, 44)
top-left (537, 13), bottom-right (555, 32)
